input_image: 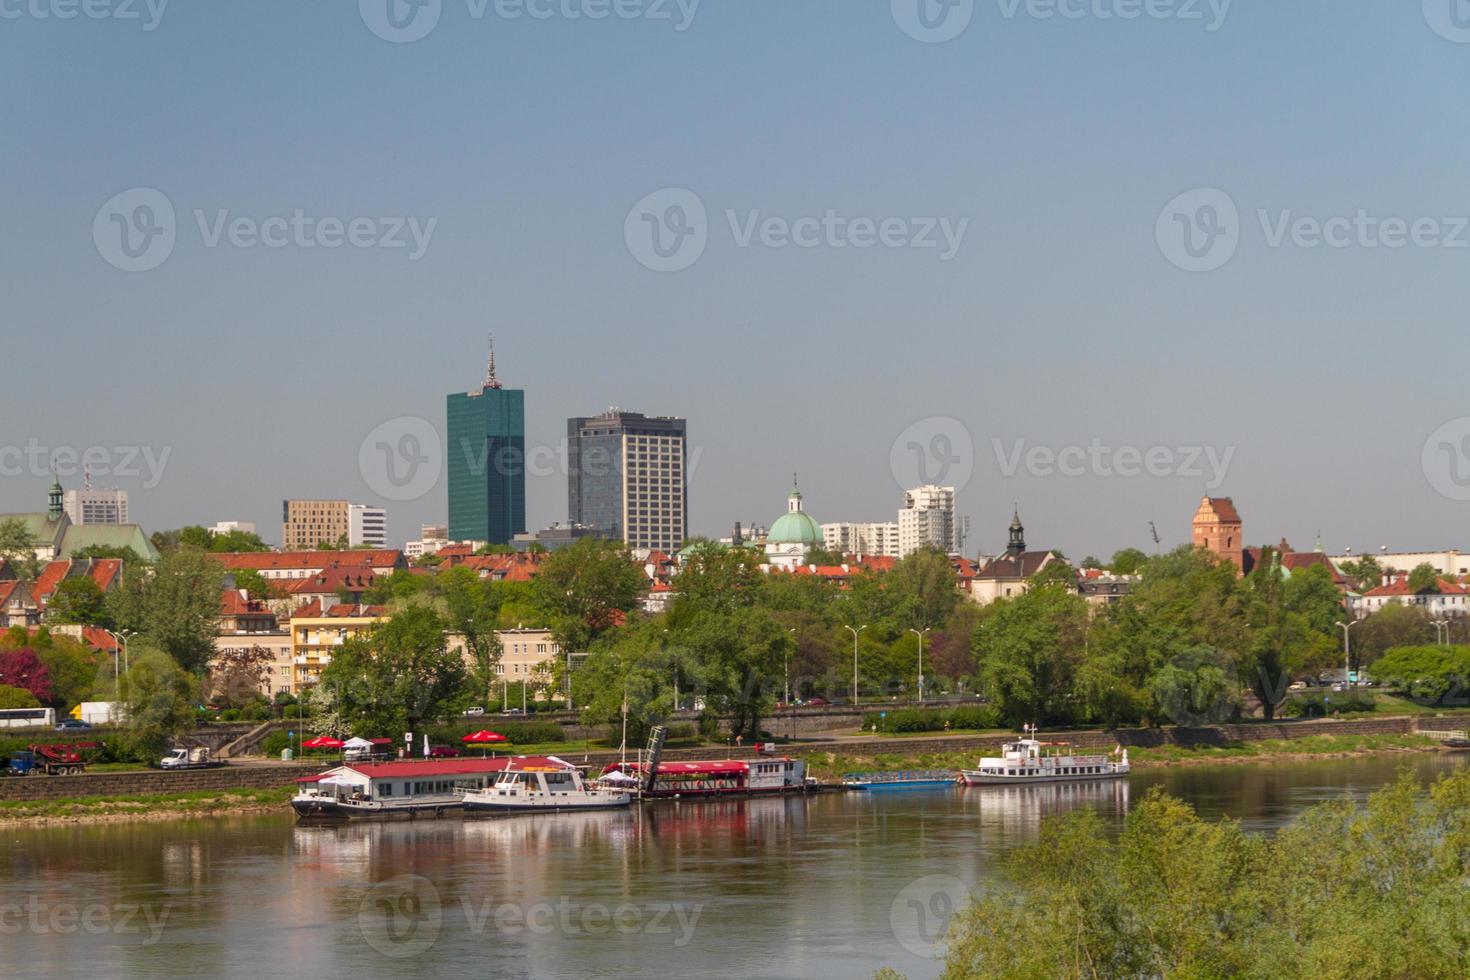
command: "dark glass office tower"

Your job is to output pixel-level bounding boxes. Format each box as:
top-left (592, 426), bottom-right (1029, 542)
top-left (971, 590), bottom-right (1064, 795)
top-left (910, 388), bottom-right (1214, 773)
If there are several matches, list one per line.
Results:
top-left (447, 344), bottom-right (525, 545)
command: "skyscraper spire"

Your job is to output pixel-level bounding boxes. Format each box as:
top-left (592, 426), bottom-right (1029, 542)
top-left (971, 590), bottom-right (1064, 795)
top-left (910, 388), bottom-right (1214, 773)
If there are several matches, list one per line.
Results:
top-left (484, 332), bottom-right (501, 390)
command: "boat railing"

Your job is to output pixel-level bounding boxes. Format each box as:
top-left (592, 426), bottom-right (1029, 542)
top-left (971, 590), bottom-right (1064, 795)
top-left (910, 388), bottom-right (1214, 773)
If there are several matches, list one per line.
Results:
top-left (843, 770), bottom-right (957, 784)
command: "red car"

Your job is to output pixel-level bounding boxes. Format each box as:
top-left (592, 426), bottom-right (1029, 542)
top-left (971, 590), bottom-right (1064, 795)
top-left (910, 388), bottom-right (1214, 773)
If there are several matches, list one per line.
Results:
top-left (427, 746), bottom-right (461, 758)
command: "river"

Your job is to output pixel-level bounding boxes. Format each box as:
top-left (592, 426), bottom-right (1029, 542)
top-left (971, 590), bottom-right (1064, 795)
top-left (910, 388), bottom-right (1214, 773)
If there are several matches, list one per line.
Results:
top-left (2, 754), bottom-right (1463, 980)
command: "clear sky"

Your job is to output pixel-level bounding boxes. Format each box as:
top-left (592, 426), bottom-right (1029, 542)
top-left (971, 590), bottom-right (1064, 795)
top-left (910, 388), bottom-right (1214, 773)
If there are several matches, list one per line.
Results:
top-left (5, 1), bottom-right (1470, 559)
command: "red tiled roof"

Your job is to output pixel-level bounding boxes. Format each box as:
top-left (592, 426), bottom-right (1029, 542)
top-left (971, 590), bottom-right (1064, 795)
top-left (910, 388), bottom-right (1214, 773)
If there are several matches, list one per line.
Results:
top-left (285, 566), bottom-right (377, 595)
top-left (212, 550), bottom-right (403, 571)
top-left (304, 757), bottom-right (532, 779)
top-left (87, 559), bottom-right (123, 591)
top-left (30, 561), bottom-right (69, 603)
top-left (0, 581), bottom-right (18, 606)
top-left (1198, 497), bottom-right (1241, 524)
top-left (81, 627), bottom-right (119, 652)
top-left (1363, 575), bottom-right (1470, 597)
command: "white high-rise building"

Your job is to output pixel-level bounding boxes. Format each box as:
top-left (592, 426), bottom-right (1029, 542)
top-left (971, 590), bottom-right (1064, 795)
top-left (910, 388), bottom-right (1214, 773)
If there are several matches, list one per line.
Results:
top-left (348, 504), bottom-right (388, 550)
top-left (897, 485), bottom-right (968, 557)
top-left (821, 521), bottom-right (900, 558)
top-left (62, 488), bottom-right (128, 525)
top-left (210, 521), bottom-right (256, 536)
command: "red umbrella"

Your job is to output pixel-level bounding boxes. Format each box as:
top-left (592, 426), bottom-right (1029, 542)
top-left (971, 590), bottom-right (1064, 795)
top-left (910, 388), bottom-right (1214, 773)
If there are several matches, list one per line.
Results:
top-left (303, 736), bottom-right (344, 750)
top-left (461, 730), bottom-right (508, 756)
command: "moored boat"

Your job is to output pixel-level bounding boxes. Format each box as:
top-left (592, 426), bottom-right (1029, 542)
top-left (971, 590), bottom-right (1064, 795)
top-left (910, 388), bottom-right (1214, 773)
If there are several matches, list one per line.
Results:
top-left (462, 756), bottom-right (633, 814)
top-left (292, 757), bottom-right (515, 819)
top-left (602, 757), bottom-right (809, 798)
top-left (842, 770), bottom-right (958, 791)
top-left (960, 727), bottom-right (1129, 786)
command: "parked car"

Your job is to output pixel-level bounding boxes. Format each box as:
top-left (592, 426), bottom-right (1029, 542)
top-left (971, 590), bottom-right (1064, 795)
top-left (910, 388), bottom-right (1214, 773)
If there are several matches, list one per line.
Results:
top-left (500, 708), bottom-right (524, 715)
top-left (462, 707), bottom-right (485, 717)
top-left (427, 745), bottom-right (461, 758)
top-left (54, 719), bottom-right (92, 733)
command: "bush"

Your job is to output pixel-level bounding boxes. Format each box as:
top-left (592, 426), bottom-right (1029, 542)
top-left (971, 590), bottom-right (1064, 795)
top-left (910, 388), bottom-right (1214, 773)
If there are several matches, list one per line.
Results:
top-left (1282, 692), bottom-right (1376, 719)
top-left (665, 722), bottom-right (696, 741)
top-left (260, 731), bottom-right (290, 757)
top-left (862, 705), bottom-right (1001, 733)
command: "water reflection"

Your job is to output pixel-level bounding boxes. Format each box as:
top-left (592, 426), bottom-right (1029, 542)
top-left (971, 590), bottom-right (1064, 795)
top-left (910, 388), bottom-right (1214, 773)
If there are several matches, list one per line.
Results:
top-left (0, 755), bottom-right (1463, 980)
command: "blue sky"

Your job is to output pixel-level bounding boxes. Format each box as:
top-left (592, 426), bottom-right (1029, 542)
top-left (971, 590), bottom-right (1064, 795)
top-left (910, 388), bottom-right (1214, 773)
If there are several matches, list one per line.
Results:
top-left (5, 1), bottom-right (1470, 559)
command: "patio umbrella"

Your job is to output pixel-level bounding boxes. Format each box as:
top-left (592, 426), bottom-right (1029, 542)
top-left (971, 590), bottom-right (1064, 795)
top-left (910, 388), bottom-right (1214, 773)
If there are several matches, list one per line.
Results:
top-left (302, 736), bottom-right (343, 752)
top-left (461, 730), bottom-right (509, 755)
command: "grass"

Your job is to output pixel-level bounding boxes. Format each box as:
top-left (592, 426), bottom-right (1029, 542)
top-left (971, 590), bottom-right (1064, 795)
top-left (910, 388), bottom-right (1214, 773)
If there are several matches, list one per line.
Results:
top-left (0, 786), bottom-right (295, 822)
top-left (1126, 732), bottom-right (1434, 764)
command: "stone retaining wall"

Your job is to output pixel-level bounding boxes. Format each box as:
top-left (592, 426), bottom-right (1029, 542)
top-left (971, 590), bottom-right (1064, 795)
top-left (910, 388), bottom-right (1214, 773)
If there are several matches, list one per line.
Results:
top-left (0, 764), bottom-right (322, 802)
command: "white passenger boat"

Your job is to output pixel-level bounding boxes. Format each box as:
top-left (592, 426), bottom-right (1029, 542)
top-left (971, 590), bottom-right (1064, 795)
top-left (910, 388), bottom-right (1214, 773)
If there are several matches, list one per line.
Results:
top-left (959, 726), bottom-right (1129, 786)
top-left (462, 756), bottom-right (632, 814)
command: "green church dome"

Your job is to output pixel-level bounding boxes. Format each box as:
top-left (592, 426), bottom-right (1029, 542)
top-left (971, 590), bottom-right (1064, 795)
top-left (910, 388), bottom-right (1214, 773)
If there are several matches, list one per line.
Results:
top-left (768, 511), bottom-right (822, 545)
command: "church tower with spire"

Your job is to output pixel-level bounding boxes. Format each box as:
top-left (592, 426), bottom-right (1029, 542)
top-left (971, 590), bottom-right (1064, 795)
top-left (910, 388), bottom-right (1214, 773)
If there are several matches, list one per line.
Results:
top-left (1004, 507), bottom-right (1026, 558)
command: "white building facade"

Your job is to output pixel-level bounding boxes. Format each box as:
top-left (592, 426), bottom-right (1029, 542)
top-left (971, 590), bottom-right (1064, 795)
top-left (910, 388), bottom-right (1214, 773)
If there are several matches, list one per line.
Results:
top-left (63, 488), bottom-right (128, 525)
top-left (348, 504), bottom-right (388, 550)
top-left (821, 521), bottom-right (900, 558)
top-left (897, 485), bottom-right (968, 556)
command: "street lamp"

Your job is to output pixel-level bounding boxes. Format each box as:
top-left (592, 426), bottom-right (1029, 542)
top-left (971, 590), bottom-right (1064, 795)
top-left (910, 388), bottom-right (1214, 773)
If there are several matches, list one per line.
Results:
top-left (101, 629), bottom-right (123, 687)
top-left (845, 625), bottom-right (867, 705)
top-left (1432, 619), bottom-right (1450, 646)
top-left (1334, 620), bottom-right (1360, 687)
top-left (785, 628), bottom-right (797, 706)
top-left (909, 628), bottom-right (932, 703)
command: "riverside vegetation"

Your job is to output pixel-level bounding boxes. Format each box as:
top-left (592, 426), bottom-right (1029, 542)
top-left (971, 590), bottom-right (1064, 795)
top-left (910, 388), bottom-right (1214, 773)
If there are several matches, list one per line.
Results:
top-left (883, 766), bottom-right (1470, 980)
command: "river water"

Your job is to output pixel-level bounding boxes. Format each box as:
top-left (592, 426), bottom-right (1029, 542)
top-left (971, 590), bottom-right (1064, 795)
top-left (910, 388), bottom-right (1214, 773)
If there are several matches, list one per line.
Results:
top-left (2, 754), bottom-right (1463, 980)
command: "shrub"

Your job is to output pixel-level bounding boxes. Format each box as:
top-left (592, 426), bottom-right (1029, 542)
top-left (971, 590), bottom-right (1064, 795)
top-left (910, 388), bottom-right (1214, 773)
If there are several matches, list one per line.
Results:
top-left (1282, 692), bottom-right (1376, 718)
top-left (862, 705), bottom-right (1001, 733)
top-left (260, 731), bottom-right (290, 757)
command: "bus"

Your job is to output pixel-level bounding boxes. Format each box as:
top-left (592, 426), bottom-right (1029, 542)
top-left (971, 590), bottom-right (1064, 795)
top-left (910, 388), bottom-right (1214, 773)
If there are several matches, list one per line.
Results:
top-left (0, 707), bottom-right (57, 729)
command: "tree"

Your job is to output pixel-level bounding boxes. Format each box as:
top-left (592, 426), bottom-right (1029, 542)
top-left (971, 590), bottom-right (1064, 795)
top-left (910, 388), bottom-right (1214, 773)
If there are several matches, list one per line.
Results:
top-left (0, 685), bottom-right (41, 709)
top-left (229, 567), bottom-right (280, 601)
top-left (1109, 547), bottom-right (1149, 575)
top-left (1238, 549), bottom-right (1321, 720)
top-left (0, 648), bottom-right (54, 703)
top-left (973, 584), bottom-right (1090, 727)
top-left (206, 644), bottom-right (273, 707)
top-left (671, 541), bottom-right (765, 616)
top-left (1283, 563), bottom-right (1345, 636)
top-left (46, 576), bottom-right (109, 626)
top-left (1408, 562), bottom-right (1442, 594)
top-left (117, 647), bottom-right (200, 761)
top-left (1338, 555), bottom-right (1385, 593)
top-left (532, 537), bottom-right (647, 651)
top-left (35, 637), bottom-right (104, 712)
top-left (70, 544), bottom-right (145, 563)
top-left (106, 547), bottom-right (226, 672)
top-left (889, 547), bottom-right (961, 632)
top-left (1354, 603), bottom-right (1437, 665)
top-left (435, 566), bottom-right (503, 705)
top-left (576, 620), bottom-right (674, 747)
top-left (0, 518), bottom-right (41, 581)
top-left (801, 547), bottom-right (847, 566)
top-left (209, 529), bottom-right (270, 553)
top-left (679, 606), bottom-right (787, 740)
top-left (1371, 645), bottom-right (1470, 707)
top-left (1146, 643), bottom-right (1239, 726)
top-left (320, 605), bottom-right (468, 735)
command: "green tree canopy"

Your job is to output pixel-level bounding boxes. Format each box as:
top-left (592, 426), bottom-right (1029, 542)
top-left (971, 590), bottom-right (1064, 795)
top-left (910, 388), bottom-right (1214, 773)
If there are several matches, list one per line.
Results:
top-left (106, 547), bottom-right (226, 672)
top-left (320, 605), bottom-right (468, 736)
top-left (0, 685), bottom-right (41, 709)
top-left (117, 646), bottom-right (200, 761)
top-left (1407, 562), bottom-right (1442, 593)
top-left (46, 576), bottom-right (109, 627)
top-left (1108, 547), bottom-right (1149, 575)
top-left (531, 537), bottom-right (647, 651)
top-left (0, 518), bottom-right (41, 581)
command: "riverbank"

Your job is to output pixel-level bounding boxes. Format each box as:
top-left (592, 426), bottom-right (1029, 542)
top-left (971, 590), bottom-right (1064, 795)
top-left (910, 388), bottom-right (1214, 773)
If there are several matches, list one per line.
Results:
top-left (0, 786), bottom-right (294, 828)
top-left (795, 732), bottom-right (1441, 782)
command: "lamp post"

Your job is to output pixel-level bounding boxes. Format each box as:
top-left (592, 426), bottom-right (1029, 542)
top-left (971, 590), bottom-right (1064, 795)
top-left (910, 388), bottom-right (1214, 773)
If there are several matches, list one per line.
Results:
top-left (909, 628), bottom-right (931, 703)
top-left (785, 628), bottom-right (796, 706)
top-left (1432, 619), bottom-right (1450, 646)
top-left (845, 624), bottom-right (867, 706)
top-left (102, 629), bottom-right (123, 688)
top-left (1334, 620), bottom-right (1359, 687)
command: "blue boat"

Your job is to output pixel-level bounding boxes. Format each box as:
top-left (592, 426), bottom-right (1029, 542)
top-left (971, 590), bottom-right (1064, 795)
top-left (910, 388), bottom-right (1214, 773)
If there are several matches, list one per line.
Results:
top-left (841, 770), bottom-right (958, 791)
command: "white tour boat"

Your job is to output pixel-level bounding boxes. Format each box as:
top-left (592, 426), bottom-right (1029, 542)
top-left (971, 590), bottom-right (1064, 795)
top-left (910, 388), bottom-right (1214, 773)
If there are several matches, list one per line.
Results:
top-left (959, 726), bottom-right (1129, 786)
top-left (462, 756), bottom-right (633, 814)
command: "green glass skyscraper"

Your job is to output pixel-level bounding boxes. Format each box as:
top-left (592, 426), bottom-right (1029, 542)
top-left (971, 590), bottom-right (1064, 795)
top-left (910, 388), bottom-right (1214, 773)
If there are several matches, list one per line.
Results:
top-left (447, 342), bottom-right (525, 545)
